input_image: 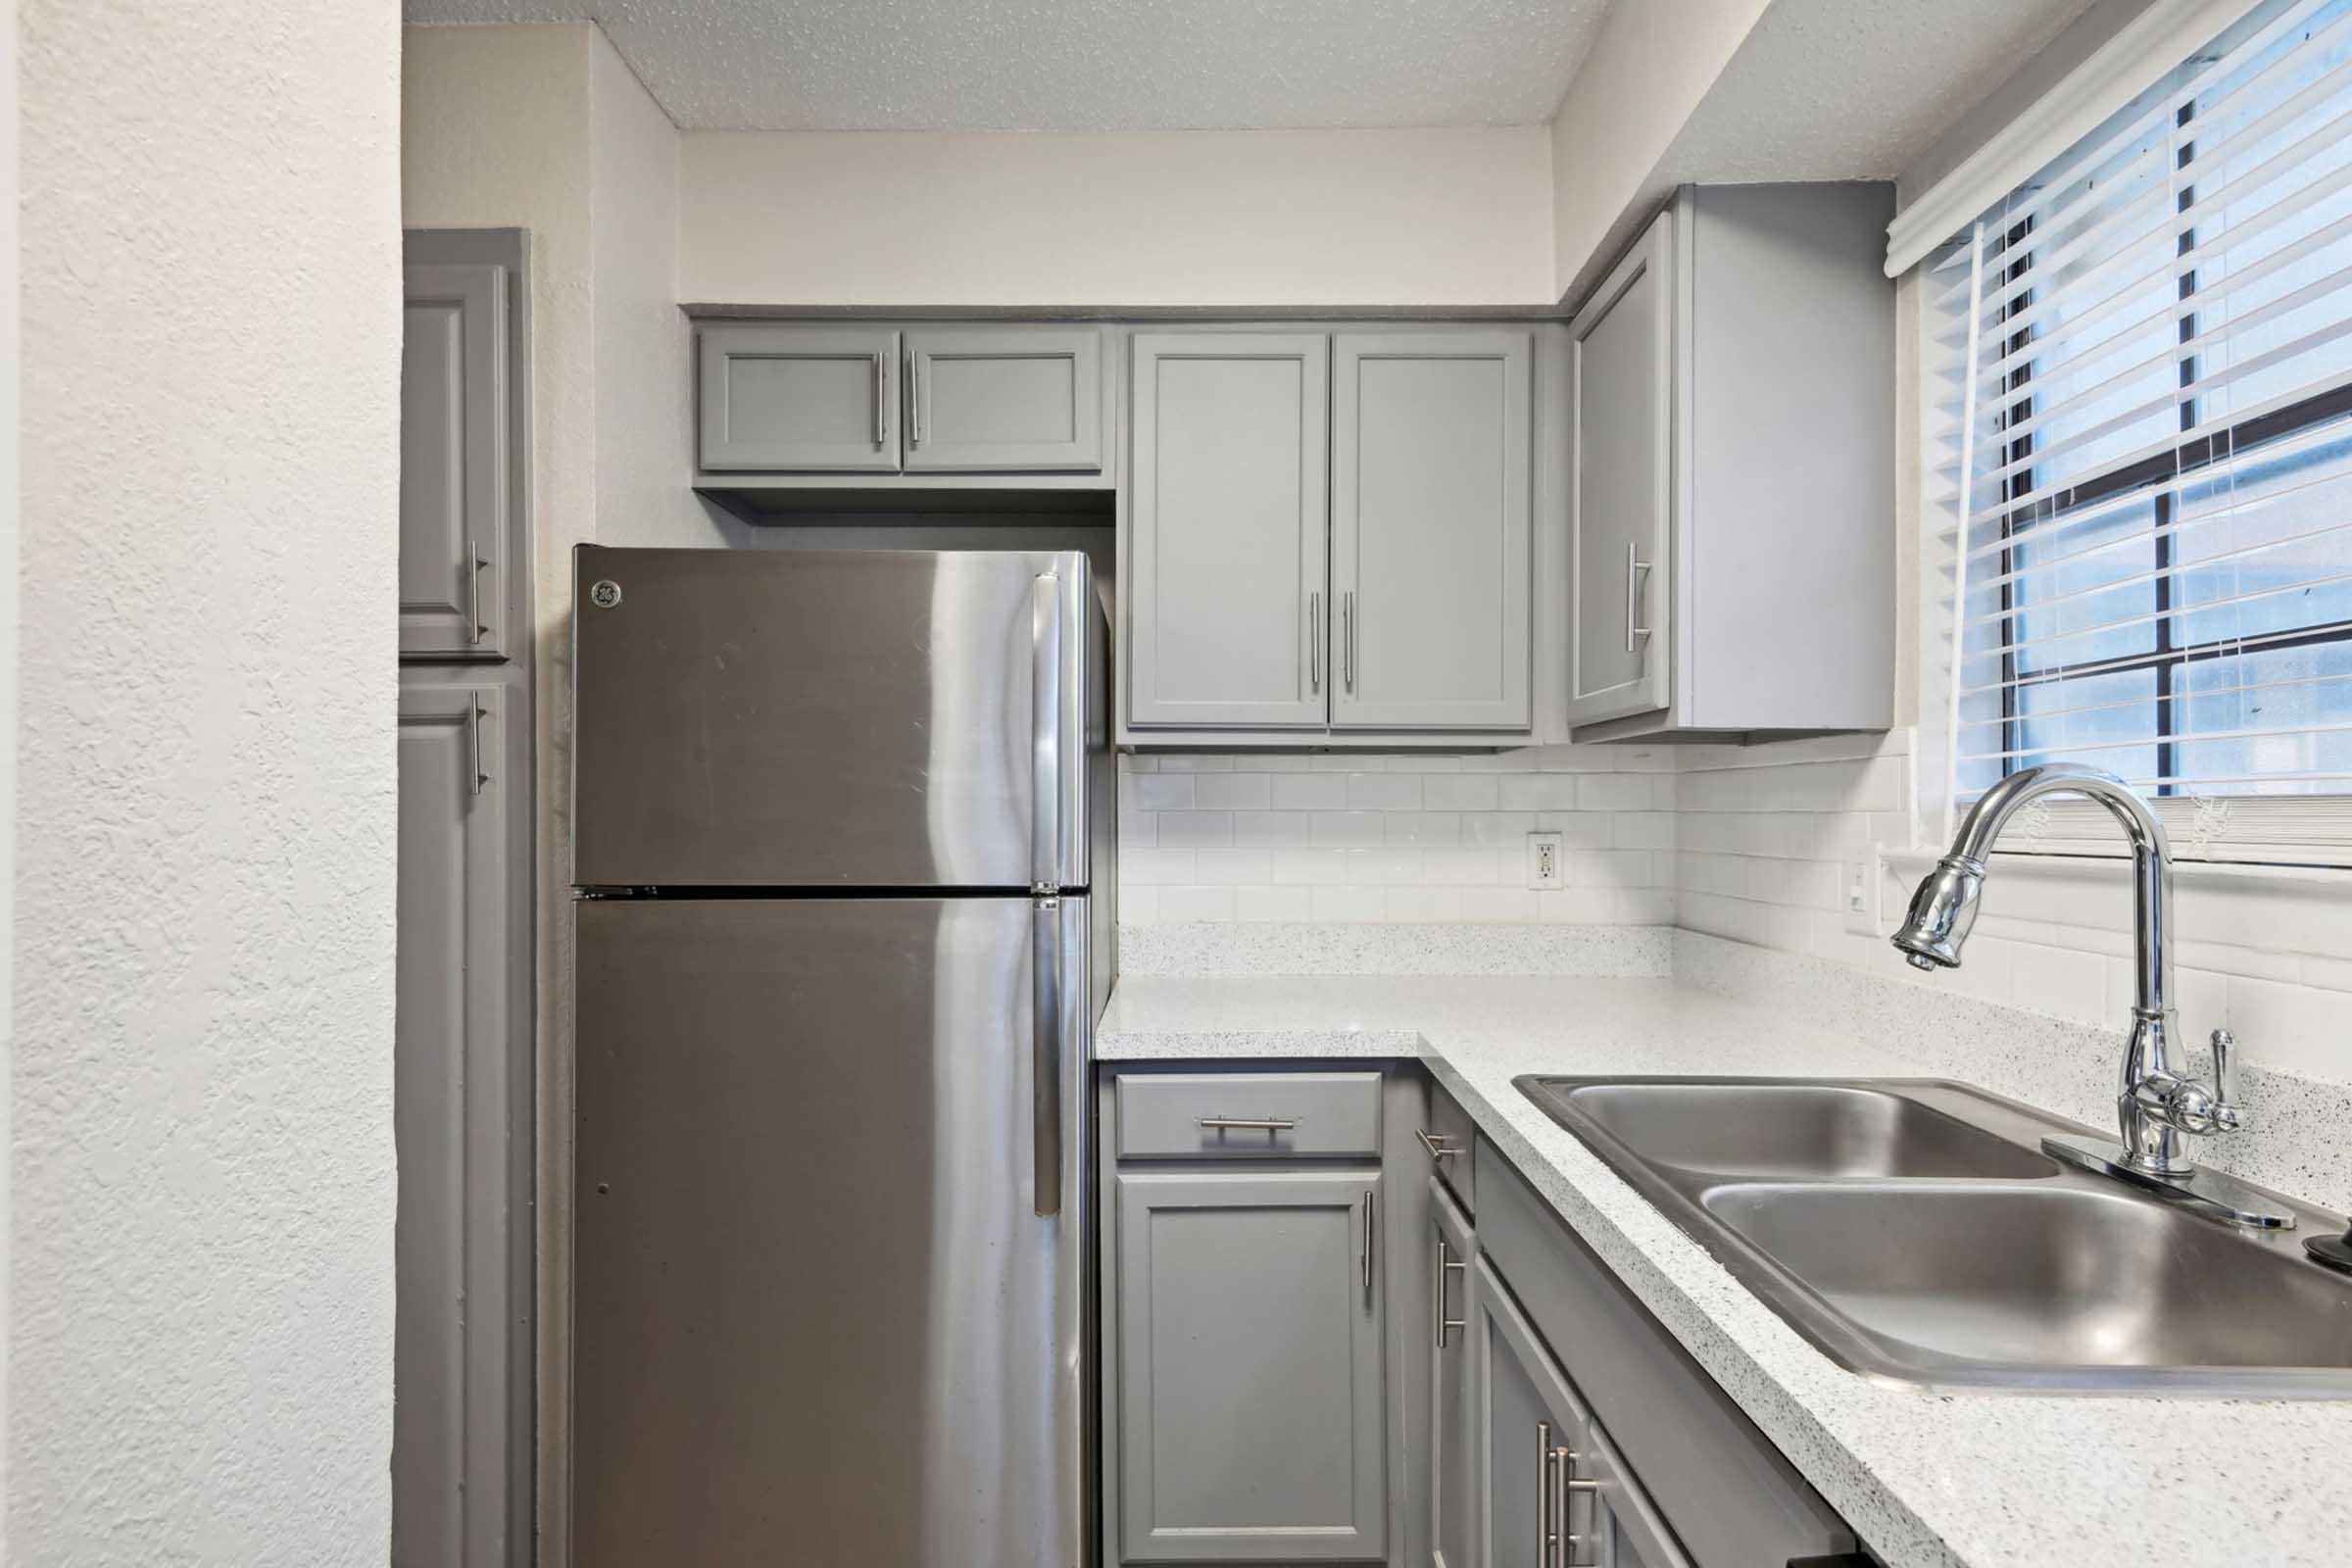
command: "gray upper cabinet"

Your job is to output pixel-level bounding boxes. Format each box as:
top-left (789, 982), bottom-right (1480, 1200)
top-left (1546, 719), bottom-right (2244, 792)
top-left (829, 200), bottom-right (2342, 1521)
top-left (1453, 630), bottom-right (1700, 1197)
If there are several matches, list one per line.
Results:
top-left (403, 253), bottom-right (515, 658)
top-left (698, 324), bottom-right (902, 472)
top-left (1128, 333), bottom-right (1331, 729)
top-left (1565, 184), bottom-right (1895, 742)
top-left (904, 325), bottom-right (1103, 472)
top-left (1114, 1168), bottom-right (1386, 1562)
top-left (1565, 220), bottom-right (1674, 730)
top-left (1332, 331), bottom-right (1532, 731)
top-left (394, 679), bottom-right (523, 1568)
top-left (1430, 1181), bottom-right (1476, 1568)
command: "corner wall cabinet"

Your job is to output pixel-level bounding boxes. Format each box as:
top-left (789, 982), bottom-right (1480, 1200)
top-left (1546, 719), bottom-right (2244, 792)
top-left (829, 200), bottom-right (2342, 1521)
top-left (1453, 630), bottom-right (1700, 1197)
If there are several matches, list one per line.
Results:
top-left (1126, 326), bottom-right (1536, 741)
top-left (1566, 183), bottom-right (1895, 742)
top-left (696, 320), bottom-right (1109, 480)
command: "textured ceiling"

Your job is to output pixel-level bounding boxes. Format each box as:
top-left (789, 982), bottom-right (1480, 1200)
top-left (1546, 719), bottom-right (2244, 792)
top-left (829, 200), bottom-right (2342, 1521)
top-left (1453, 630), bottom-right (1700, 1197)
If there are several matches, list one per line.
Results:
top-left (401, 0), bottom-right (1614, 131)
top-left (1659, 0), bottom-right (2105, 183)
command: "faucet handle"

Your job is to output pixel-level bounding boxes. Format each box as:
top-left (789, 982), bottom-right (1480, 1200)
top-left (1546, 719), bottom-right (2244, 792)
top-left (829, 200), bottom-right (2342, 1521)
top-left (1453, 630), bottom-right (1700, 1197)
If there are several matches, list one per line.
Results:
top-left (2211, 1028), bottom-right (2237, 1108)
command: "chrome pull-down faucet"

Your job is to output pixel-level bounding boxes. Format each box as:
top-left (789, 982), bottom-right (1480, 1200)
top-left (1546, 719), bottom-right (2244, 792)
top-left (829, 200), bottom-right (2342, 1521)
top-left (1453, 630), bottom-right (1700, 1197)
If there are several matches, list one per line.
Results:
top-left (1891, 761), bottom-right (2289, 1228)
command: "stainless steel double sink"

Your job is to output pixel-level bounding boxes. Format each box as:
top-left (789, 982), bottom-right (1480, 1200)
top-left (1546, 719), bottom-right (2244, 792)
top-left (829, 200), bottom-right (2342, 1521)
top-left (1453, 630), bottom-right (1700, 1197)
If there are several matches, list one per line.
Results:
top-left (1515, 1077), bottom-right (2352, 1395)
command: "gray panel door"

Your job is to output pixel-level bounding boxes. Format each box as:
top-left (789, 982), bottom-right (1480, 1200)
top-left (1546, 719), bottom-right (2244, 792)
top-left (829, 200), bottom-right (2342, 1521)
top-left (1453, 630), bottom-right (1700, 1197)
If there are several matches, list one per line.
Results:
top-left (394, 682), bottom-right (518, 1568)
top-left (905, 325), bottom-right (1104, 472)
top-left (1115, 1168), bottom-right (1386, 1561)
top-left (1128, 333), bottom-right (1331, 729)
top-left (698, 323), bottom-right (902, 471)
top-left (1566, 212), bottom-right (1676, 728)
top-left (1431, 1183), bottom-right (1476, 1568)
top-left (1332, 331), bottom-right (1531, 731)
top-left (573, 894), bottom-right (1086, 1568)
top-left (1475, 1257), bottom-right (1690, 1568)
top-left (403, 260), bottom-right (512, 657)
top-left (571, 546), bottom-right (1100, 890)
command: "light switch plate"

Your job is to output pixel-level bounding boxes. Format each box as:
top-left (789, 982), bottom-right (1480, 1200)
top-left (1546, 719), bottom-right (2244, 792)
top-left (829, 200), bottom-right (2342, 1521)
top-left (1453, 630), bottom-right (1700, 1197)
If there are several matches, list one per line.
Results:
top-left (1841, 855), bottom-right (1881, 936)
top-left (1527, 832), bottom-right (1564, 891)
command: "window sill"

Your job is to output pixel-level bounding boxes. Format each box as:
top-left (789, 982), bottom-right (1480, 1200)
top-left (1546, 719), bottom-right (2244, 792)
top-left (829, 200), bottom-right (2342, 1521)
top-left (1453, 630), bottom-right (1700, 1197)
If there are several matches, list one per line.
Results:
top-left (1882, 845), bottom-right (2352, 887)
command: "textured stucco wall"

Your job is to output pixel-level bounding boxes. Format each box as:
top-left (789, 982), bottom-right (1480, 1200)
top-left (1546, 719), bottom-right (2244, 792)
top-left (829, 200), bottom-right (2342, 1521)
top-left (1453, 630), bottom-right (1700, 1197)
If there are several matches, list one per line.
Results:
top-left (16, 0), bottom-right (402, 1560)
top-left (679, 125), bottom-right (1557, 306)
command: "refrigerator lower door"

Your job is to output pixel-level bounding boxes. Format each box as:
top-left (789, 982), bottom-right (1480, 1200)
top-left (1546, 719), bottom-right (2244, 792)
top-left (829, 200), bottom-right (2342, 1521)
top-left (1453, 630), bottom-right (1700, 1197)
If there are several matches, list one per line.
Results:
top-left (571, 546), bottom-right (1100, 891)
top-left (572, 895), bottom-right (1091, 1568)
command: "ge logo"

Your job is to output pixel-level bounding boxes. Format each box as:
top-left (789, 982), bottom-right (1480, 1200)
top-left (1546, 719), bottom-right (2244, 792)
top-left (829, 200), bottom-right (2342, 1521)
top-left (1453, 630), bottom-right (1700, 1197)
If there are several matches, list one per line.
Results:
top-left (589, 579), bottom-right (623, 610)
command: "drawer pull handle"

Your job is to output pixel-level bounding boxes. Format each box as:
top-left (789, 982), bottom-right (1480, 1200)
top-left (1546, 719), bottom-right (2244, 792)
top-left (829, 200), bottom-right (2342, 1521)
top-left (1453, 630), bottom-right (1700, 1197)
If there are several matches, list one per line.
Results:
top-left (1434, 1235), bottom-right (1468, 1348)
top-left (1197, 1116), bottom-right (1298, 1132)
top-left (1416, 1128), bottom-right (1462, 1161)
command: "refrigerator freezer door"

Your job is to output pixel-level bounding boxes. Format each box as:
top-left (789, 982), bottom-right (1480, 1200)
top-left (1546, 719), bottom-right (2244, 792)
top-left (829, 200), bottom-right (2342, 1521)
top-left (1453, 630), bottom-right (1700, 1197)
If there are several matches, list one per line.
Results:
top-left (572, 894), bottom-right (1092, 1568)
top-left (571, 546), bottom-right (1100, 890)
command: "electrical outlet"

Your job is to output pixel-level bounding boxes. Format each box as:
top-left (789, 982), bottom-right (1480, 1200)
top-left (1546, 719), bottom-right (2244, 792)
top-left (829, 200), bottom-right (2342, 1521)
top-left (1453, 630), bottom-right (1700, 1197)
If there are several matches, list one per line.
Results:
top-left (1841, 855), bottom-right (1881, 937)
top-left (1527, 832), bottom-right (1564, 891)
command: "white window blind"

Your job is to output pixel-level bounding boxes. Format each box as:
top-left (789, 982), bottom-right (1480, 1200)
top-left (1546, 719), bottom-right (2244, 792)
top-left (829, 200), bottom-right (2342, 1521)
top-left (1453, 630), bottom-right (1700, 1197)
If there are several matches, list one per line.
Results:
top-left (1931, 0), bottom-right (2352, 863)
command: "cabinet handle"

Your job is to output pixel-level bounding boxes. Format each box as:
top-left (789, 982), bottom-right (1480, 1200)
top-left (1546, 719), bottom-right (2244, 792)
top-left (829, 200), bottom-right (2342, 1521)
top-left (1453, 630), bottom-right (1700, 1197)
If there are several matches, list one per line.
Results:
top-left (1361, 1189), bottom-right (1376, 1296)
top-left (1308, 591), bottom-right (1322, 695)
top-left (468, 538), bottom-right (489, 644)
top-left (1433, 1234), bottom-right (1468, 1348)
top-left (1196, 1116), bottom-right (1297, 1133)
top-left (1415, 1128), bottom-right (1461, 1161)
top-left (1343, 590), bottom-right (1357, 694)
top-left (1539, 1420), bottom-right (1558, 1567)
top-left (1560, 1447), bottom-right (1599, 1567)
top-left (1624, 540), bottom-right (1654, 656)
top-left (468, 699), bottom-right (489, 796)
top-left (872, 352), bottom-right (887, 448)
top-left (907, 346), bottom-right (922, 447)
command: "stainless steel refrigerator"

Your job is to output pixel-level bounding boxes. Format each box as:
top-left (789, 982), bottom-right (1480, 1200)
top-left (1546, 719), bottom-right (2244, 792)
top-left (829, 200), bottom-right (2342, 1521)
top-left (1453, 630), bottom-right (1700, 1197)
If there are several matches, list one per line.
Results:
top-left (568, 546), bottom-right (1110, 1568)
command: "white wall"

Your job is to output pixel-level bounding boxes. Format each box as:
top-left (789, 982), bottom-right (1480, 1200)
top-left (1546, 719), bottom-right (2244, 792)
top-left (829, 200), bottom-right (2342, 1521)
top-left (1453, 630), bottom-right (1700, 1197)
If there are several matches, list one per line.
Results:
top-left (17, 0), bottom-right (402, 1561)
top-left (679, 126), bottom-right (1556, 307)
top-left (1546, 0), bottom-right (1770, 305)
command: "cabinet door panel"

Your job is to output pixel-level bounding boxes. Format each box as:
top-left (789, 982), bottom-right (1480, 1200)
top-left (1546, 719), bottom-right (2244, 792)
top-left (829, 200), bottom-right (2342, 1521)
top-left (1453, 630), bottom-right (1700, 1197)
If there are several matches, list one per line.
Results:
top-left (905, 325), bottom-right (1102, 472)
top-left (395, 682), bottom-right (518, 1568)
top-left (699, 324), bottom-right (900, 471)
top-left (1129, 334), bottom-right (1330, 728)
top-left (1432, 1182), bottom-right (1477, 1568)
top-left (402, 260), bottom-right (512, 657)
top-left (1566, 214), bottom-right (1676, 727)
top-left (1116, 1169), bottom-right (1385, 1560)
top-left (1333, 332), bottom-right (1531, 730)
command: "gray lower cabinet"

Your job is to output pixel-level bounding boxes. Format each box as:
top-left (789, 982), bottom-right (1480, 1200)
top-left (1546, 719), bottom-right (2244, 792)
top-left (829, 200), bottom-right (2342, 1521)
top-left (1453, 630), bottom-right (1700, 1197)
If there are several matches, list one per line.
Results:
top-left (1564, 183), bottom-right (1895, 741)
top-left (394, 676), bottom-right (529, 1568)
top-left (1113, 1167), bottom-right (1387, 1562)
top-left (403, 234), bottom-right (522, 659)
top-left (1475, 1255), bottom-right (1687, 1568)
top-left (904, 324), bottom-right (1103, 472)
top-left (1430, 1180), bottom-right (1476, 1568)
top-left (1331, 331), bottom-right (1531, 731)
top-left (1128, 332), bottom-right (1332, 729)
top-left (699, 323), bottom-right (902, 471)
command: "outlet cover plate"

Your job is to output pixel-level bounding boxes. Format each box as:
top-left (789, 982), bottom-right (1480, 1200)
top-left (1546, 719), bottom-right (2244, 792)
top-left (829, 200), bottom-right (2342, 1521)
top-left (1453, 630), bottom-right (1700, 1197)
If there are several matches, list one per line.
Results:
top-left (1841, 855), bottom-right (1881, 936)
top-left (1528, 832), bottom-right (1564, 891)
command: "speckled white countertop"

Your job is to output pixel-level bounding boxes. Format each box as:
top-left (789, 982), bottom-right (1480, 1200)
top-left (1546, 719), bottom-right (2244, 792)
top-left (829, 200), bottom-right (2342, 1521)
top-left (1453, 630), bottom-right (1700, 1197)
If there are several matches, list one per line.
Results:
top-left (1097, 971), bottom-right (2352, 1568)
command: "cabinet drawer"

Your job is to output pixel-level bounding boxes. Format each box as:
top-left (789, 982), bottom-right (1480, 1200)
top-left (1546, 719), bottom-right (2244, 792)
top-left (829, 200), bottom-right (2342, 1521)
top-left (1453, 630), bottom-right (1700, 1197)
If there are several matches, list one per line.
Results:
top-left (1419, 1076), bottom-right (1476, 1212)
top-left (1115, 1071), bottom-right (1382, 1159)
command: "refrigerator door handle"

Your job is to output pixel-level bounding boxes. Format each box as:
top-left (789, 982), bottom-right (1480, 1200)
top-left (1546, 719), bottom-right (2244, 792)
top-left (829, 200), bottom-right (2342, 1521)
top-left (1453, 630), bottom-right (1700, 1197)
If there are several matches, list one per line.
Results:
top-left (1030, 570), bottom-right (1062, 892)
top-left (1031, 893), bottom-right (1063, 1217)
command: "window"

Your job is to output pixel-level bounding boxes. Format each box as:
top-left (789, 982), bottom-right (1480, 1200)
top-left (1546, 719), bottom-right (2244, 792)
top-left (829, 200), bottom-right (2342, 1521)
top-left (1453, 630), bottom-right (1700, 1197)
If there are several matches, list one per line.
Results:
top-left (1931, 0), bottom-right (2352, 861)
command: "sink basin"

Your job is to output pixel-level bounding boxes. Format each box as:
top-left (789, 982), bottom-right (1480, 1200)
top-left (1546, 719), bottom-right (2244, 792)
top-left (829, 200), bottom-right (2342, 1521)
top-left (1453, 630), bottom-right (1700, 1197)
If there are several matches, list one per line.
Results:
top-left (1514, 1074), bottom-right (2352, 1394)
top-left (1704, 1183), bottom-right (2352, 1379)
top-left (1554, 1080), bottom-right (2055, 1182)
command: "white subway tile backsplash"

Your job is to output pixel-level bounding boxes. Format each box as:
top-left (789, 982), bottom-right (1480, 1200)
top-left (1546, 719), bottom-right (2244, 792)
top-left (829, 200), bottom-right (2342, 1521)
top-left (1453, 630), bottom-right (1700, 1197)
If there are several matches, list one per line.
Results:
top-left (1310, 810), bottom-right (1388, 848)
top-left (1194, 772), bottom-right (1272, 810)
top-left (1155, 811), bottom-right (1234, 848)
top-left (1270, 772), bottom-right (1348, 810)
top-left (1346, 772), bottom-right (1422, 810)
top-left (1119, 734), bottom-right (2352, 1089)
top-left (1231, 810), bottom-right (1314, 847)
